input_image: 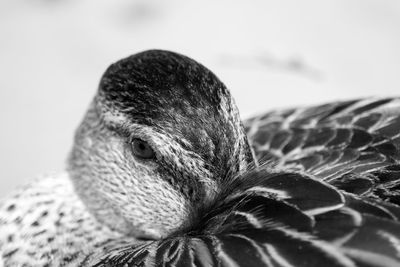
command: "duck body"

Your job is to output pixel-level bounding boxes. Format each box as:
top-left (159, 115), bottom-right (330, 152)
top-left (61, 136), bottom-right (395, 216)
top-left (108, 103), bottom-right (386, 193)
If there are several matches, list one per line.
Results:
top-left (0, 174), bottom-right (126, 266)
top-left (1, 50), bottom-right (400, 266)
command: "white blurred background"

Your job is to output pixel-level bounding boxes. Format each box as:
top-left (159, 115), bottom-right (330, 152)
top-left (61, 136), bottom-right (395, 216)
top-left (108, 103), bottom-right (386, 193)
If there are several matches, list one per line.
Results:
top-left (0, 0), bottom-right (399, 197)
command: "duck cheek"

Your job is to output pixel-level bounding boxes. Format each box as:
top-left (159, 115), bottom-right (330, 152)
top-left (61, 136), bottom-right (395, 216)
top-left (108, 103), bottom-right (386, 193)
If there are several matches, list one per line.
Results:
top-left (121, 173), bottom-right (193, 238)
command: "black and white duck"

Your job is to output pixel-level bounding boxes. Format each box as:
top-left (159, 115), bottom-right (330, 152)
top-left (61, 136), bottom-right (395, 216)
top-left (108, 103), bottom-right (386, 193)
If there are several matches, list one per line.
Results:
top-left (1, 50), bottom-right (400, 267)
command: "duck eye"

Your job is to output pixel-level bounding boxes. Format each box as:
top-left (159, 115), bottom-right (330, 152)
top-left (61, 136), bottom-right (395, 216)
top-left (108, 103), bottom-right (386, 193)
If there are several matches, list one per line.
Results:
top-left (131, 139), bottom-right (155, 159)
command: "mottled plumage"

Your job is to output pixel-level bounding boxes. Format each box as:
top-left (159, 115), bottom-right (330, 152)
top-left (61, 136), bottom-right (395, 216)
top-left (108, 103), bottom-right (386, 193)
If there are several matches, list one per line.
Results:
top-left (1, 50), bottom-right (400, 267)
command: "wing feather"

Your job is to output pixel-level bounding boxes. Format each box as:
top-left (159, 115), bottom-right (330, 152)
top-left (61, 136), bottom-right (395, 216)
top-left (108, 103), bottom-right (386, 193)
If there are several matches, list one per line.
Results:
top-left (246, 98), bottom-right (400, 204)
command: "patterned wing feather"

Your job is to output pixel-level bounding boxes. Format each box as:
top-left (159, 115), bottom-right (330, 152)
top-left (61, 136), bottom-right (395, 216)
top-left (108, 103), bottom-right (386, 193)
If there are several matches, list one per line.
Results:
top-left (246, 98), bottom-right (400, 205)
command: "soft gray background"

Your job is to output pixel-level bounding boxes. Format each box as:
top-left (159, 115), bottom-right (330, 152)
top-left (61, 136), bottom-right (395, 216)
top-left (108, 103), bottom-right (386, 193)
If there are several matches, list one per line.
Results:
top-left (0, 0), bottom-right (399, 197)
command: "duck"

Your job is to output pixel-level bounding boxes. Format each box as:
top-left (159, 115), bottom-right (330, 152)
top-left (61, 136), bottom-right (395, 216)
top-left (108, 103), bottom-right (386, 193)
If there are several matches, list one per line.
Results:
top-left (1, 49), bottom-right (400, 267)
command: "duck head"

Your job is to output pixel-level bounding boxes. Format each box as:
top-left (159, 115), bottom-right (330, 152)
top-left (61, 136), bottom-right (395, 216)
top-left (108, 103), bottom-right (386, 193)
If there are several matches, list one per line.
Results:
top-left (67, 50), bottom-right (254, 239)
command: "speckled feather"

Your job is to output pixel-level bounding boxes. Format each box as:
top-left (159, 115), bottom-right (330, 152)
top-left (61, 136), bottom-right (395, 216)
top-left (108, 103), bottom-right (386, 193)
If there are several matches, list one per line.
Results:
top-left (1, 50), bottom-right (400, 267)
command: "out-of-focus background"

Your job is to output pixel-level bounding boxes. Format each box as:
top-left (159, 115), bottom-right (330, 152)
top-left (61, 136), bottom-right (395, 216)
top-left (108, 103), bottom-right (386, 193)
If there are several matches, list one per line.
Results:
top-left (0, 0), bottom-right (399, 197)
